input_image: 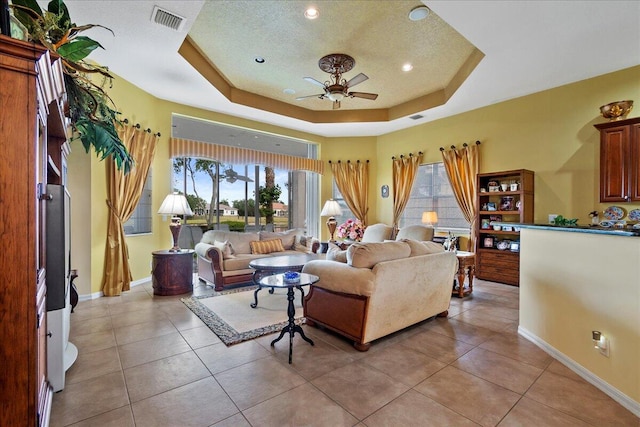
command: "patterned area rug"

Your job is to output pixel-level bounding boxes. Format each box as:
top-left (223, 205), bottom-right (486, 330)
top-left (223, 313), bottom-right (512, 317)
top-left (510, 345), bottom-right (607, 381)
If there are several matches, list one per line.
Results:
top-left (181, 286), bottom-right (305, 346)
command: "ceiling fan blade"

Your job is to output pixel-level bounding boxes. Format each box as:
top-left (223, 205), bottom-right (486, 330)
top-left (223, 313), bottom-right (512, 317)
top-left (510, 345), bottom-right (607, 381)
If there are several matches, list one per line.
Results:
top-left (303, 77), bottom-right (326, 88)
top-left (295, 93), bottom-right (325, 101)
top-left (236, 176), bottom-right (254, 182)
top-left (332, 100), bottom-right (341, 110)
top-left (349, 92), bottom-right (378, 100)
top-left (346, 73), bottom-right (368, 88)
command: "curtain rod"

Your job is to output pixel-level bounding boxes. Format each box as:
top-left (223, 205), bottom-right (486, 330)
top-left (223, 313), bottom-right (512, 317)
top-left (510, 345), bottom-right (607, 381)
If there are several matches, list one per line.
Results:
top-left (439, 140), bottom-right (481, 151)
top-left (123, 118), bottom-right (161, 137)
top-left (328, 159), bottom-right (370, 163)
top-left (391, 151), bottom-right (423, 160)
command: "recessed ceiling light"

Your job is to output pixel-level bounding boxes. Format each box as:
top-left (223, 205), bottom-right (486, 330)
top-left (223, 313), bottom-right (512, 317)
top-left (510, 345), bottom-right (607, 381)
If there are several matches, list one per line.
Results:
top-left (254, 56), bottom-right (265, 64)
top-left (304, 7), bottom-right (319, 19)
top-left (408, 6), bottom-right (430, 21)
top-left (402, 63), bottom-right (413, 72)
top-left (283, 88), bottom-right (296, 95)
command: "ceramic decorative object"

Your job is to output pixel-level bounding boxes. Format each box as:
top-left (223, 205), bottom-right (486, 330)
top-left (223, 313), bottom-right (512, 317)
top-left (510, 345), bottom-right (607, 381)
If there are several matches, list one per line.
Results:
top-left (603, 205), bottom-right (625, 220)
top-left (283, 271), bottom-right (300, 283)
top-left (497, 240), bottom-right (510, 251)
top-left (628, 209), bottom-right (640, 221)
top-left (600, 100), bottom-right (633, 121)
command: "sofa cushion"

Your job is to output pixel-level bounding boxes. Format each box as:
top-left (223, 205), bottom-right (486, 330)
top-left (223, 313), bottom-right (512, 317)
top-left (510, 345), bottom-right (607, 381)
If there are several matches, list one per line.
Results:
top-left (326, 242), bottom-right (348, 263)
top-left (202, 230), bottom-right (259, 254)
top-left (347, 241), bottom-right (411, 268)
top-left (395, 224), bottom-right (435, 242)
top-left (399, 239), bottom-right (445, 256)
top-left (259, 228), bottom-right (302, 249)
top-left (294, 234), bottom-right (315, 253)
top-left (251, 238), bottom-right (286, 254)
top-left (361, 223), bottom-right (394, 243)
top-left (213, 240), bottom-right (235, 259)
top-left (223, 253), bottom-right (265, 271)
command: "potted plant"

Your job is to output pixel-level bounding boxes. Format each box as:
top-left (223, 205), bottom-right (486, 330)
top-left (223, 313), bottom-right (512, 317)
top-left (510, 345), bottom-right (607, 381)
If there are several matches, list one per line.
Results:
top-left (11, 0), bottom-right (133, 172)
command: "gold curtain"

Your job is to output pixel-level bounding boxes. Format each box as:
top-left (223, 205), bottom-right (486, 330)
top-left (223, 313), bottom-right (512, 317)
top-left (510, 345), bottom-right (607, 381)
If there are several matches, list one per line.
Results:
top-left (102, 123), bottom-right (159, 296)
top-left (330, 160), bottom-right (369, 225)
top-left (392, 152), bottom-right (423, 233)
top-left (441, 142), bottom-right (480, 251)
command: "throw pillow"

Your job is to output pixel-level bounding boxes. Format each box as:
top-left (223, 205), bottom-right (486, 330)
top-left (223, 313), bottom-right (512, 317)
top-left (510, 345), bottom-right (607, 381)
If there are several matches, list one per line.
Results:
top-left (250, 238), bottom-right (286, 254)
top-left (213, 240), bottom-right (235, 259)
top-left (259, 228), bottom-right (301, 249)
top-left (326, 242), bottom-right (347, 263)
top-left (294, 234), bottom-right (315, 253)
top-left (400, 239), bottom-right (445, 256)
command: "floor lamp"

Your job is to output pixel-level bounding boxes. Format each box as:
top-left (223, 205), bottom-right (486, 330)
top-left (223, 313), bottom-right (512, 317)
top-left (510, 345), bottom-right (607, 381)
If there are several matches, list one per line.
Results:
top-left (320, 199), bottom-right (342, 242)
top-left (158, 193), bottom-right (194, 252)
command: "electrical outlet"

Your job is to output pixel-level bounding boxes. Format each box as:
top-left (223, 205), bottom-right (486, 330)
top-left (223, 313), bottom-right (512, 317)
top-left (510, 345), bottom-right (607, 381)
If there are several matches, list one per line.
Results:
top-left (598, 336), bottom-right (610, 357)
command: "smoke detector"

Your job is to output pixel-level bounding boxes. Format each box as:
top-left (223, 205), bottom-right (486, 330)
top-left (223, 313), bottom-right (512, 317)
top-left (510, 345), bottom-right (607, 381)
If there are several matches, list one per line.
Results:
top-left (151, 6), bottom-right (186, 31)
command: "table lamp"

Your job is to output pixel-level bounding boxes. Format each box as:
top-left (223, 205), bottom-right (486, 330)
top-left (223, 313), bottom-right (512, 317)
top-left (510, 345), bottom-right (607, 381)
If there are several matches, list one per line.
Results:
top-left (158, 193), bottom-right (194, 251)
top-left (422, 211), bottom-right (438, 227)
top-left (320, 199), bottom-right (342, 241)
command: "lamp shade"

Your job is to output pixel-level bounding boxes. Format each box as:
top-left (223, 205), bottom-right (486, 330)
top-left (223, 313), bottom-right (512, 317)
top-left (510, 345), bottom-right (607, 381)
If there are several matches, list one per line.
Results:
top-left (158, 193), bottom-right (193, 216)
top-left (422, 211), bottom-right (438, 224)
top-left (320, 199), bottom-right (342, 217)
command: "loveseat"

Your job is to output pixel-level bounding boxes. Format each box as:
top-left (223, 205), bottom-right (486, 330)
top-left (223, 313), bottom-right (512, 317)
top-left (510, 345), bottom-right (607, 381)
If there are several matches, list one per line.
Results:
top-left (301, 240), bottom-right (457, 351)
top-left (195, 228), bottom-right (319, 291)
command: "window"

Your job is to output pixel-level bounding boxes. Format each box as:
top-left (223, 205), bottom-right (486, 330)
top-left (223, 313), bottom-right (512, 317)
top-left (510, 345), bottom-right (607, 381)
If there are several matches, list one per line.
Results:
top-left (401, 162), bottom-right (469, 230)
top-left (123, 168), bottom-right (152, 235)
top-left (332, 180), bottom-right (356, 225)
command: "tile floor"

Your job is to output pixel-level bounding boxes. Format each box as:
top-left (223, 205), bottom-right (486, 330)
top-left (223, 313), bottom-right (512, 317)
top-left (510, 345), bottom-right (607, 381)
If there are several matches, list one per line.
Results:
top-left (51, 278), bottom-right (639, 426)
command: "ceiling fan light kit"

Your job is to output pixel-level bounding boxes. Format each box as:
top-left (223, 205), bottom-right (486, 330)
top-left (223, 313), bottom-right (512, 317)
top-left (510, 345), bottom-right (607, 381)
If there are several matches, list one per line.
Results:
top-left (296, 53), bottom-right (379, 109)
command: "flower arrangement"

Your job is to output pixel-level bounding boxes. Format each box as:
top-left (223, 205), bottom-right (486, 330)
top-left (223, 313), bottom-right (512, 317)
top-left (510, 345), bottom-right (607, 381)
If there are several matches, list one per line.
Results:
top-left (336, 219), bottom-right (365, 241)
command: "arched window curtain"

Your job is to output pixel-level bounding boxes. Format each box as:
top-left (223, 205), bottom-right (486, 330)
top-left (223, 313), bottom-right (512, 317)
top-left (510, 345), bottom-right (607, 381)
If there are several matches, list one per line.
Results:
top-left (170, 137), bottom-right (323, 174)
top-left (392, 152), bottom-right (423, 233)
top-left (440, 141), bottom-right (480, 251)
top-left (329, 160), bottom-right (370, 225)
top-left (102, 123), bottom-right (160, 296)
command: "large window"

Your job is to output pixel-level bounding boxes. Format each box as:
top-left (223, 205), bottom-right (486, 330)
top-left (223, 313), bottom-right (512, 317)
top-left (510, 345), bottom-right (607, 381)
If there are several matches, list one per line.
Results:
top-left (123, 169), bottom-right (152, 235)
top-left (331, 181), bottom-right (356, 225)
top-left (401, 162), bottom-right (469, 231)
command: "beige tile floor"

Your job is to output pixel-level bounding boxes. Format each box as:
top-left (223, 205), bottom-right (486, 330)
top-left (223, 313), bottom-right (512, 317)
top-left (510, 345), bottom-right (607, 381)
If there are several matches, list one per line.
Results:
top-left (51, 278), bottom-right (640, 427)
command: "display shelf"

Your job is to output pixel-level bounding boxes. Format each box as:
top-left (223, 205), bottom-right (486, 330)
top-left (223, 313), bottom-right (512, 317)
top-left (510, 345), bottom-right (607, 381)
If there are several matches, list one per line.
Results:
top-left (476, 169), bottom-right (534, 286)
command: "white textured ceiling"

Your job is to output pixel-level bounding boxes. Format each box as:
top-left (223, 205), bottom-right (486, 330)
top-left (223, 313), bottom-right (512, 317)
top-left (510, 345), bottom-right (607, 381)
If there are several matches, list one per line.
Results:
top-left (64, 0), bottom-right (640, 142)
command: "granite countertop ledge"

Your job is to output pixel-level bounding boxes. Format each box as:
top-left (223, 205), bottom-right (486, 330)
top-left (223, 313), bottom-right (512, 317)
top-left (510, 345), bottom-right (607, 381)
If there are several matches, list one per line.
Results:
top-left (490, 222), bottom-right (640, 237)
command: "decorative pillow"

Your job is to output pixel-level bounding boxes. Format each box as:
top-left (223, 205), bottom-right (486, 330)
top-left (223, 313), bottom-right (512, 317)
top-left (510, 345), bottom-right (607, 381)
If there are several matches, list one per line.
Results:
top-left (326, 242), bottom-right (347, 263)
top-left (250, 238), bottom-right (285, 254)
top-left (213, 240), bottom-right (235, 259)
top-left (400, 239), bottom-right (445, 256)
top-left (294, 234), bottom-right (315, 253)
top-left (259, 228), bottom-right (301, 249)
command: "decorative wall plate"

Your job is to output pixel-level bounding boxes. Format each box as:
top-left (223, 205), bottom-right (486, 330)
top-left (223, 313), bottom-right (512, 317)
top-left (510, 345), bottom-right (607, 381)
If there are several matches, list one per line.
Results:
top-left (628, 209), bottom-right (640, 221)
top-left (603, 206), bottom-right (625, 220)
top-left (599, 220), bottom-right (615, 228)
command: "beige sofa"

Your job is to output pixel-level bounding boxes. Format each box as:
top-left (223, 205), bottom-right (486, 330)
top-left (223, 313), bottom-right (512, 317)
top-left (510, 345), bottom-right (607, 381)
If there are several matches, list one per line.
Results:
top-left (195, 228), bottom-right (318, 291)
top-left (302, 240), bottom-right (457, 351)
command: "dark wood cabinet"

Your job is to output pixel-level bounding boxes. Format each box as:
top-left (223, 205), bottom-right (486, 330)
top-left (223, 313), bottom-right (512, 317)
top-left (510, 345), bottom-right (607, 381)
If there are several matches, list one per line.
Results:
top-left (595, 117), bottom-right (640, 202)
top-left (0, 35), bottom-right (68, 426)
top-left (152, 250), bottom-right (195, 296)
top-left (475, 169), bottom-right (534, 286)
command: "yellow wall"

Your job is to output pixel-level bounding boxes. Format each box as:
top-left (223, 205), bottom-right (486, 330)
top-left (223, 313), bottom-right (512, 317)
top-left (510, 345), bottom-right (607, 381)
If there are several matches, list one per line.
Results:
top-left (520, 228), bottom-right (640, 405)
top-left (376, 65), bottom-right (640, 226)
top-left (69, 65), bottom-right (640, 295)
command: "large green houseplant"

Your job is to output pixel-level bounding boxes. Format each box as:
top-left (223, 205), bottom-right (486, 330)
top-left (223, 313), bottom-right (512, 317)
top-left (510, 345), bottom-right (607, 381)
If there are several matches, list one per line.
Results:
top-left (11, 0), bottom-right (133, 172)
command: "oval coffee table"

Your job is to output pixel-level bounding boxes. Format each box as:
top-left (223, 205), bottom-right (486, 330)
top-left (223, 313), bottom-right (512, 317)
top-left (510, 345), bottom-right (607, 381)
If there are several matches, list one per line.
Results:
top-left (249, 253), bottom-right (318, 308)
top-left (259, 272), bottom-right (319, 364)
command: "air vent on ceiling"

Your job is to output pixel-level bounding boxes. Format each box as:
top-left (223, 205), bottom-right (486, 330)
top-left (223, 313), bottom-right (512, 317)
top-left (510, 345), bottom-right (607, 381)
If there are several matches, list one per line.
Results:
top-left (151, 6), bottom-right (186, 31)
top-left (409, 114), bottom-right (424, 120)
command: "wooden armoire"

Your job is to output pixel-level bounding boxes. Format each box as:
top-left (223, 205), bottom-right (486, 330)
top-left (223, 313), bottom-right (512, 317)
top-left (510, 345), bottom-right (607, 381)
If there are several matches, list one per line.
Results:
top-left (0, 35), bottom-right (69, 426)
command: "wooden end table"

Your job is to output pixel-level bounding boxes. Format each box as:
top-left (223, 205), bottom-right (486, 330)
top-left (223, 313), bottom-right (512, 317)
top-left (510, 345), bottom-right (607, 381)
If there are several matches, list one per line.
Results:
top-left (453, 251), bottom-right (475, 298)
top-left (152, 249), bottom-right (194, 296)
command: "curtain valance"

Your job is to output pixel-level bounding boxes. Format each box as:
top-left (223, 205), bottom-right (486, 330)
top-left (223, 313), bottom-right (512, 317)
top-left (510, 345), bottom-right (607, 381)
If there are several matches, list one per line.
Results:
top-left (170, 137), bottom-right (323, 174)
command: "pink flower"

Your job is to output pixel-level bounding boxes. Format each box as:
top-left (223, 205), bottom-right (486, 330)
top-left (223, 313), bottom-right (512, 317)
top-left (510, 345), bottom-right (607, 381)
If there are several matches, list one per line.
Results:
top-left (336, 219), bottom-right (364, 241)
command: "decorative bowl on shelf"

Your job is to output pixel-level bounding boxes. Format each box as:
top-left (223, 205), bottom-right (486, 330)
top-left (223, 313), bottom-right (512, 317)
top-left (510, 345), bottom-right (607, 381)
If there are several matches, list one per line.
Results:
top-left (600, 100), bottom-right (633, 121)
top-left (497, 240), bottom-right (511, 251)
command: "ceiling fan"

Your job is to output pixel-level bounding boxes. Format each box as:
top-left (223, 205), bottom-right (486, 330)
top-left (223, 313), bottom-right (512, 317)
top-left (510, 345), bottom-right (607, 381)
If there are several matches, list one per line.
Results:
top-left (222, 167), bottom-right (253, 184)
top-left (296, 53), bottom-right (378, 110)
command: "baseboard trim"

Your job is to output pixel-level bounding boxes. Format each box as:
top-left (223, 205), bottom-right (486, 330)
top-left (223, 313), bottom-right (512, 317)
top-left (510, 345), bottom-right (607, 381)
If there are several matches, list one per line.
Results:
top-left (518, 326), bottom-right (640, 418)
top-left (78, 276), bottom-right (151, 301)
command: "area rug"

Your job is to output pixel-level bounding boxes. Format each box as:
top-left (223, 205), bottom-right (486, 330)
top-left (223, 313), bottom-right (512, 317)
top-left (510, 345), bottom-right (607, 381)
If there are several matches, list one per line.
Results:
top-left (181, 286), bottom-right (305, 346)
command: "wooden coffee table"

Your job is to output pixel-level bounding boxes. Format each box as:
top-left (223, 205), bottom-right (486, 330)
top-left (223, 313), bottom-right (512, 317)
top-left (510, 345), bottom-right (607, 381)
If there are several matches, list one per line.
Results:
top-left (249, 253), bottom-right (318, 308)
top-left (453, 251), bottom-right (475, 298)
top-left (259, 272), bottom-right (319, 364)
